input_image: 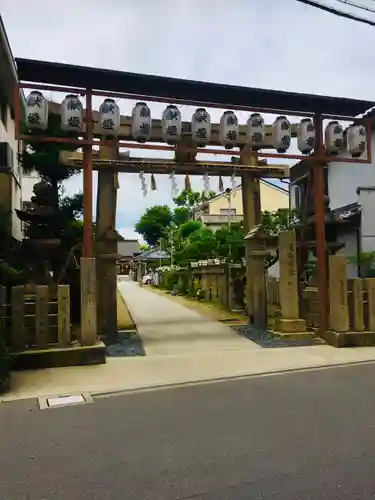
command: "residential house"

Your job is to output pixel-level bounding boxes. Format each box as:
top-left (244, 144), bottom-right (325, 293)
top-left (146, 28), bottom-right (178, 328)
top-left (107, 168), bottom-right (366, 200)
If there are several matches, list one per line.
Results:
top-left (117, 238), bottom-right (141, 275)
top-left (193, 180), bottom-right (289, 232)
top-left (0, 15), bottom-right (24, 240)
top-left (290, 113), bottom-right (375, 277)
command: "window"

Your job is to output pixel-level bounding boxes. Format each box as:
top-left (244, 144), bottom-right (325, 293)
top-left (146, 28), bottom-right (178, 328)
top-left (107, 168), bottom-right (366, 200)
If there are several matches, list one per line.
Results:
top-left (220, 208), bottom-right (236, 216)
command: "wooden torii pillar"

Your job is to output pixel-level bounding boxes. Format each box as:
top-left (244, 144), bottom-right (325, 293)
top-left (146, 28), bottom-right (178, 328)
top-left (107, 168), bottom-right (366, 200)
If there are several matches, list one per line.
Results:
top-left (96, 144), bottom-right (119, 340)
top-left (240, 145), bottom-right (262, 324)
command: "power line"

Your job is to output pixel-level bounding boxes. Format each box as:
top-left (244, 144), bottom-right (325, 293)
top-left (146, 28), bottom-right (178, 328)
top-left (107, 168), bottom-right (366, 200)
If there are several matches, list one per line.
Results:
top-left (295, 0), bottom-right (375, 26)
top-left (334, 0), bottom-right (375, 15)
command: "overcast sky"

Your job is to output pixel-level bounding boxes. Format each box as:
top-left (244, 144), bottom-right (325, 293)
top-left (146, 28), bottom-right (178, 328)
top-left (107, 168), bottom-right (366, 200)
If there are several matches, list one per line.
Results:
top-left (2, 0), bottom-right (375, 240)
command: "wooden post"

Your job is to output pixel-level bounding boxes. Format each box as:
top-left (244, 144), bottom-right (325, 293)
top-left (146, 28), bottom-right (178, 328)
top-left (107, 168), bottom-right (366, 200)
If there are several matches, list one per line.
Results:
top-left (83, 89), bottom-right (94, 258)
top-left (58, 285), bottom-right (71, 346)
top-left (211, 272), bottom-right (218, 302)
top-left (0, 286), bottom-right (6, 334)
top-left (329, 255), bottom-right (349, 333)
top-left (364, 278), bottom-right (375, 331)
top-left (80, 257), bottom-right (98, 346)
top-left (35, 285), bottom-right (49, 349)
top-left (352, 278), bottom-right (364, 332)
top-left (241, 146), bottom-right (261, 322)
top-left (96, 144), bottom-right (119, 339)
top-left (11, 285), bottom-right (25, 352)
top-left (275, 230), bottom-right (306, 333)
top-left (203, 270), bottom-right (210, 301)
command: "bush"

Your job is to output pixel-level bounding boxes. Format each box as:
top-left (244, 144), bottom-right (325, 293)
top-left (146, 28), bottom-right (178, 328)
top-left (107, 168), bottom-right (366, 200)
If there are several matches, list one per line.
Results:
top-left (163, 271), bottom-right (179, 291)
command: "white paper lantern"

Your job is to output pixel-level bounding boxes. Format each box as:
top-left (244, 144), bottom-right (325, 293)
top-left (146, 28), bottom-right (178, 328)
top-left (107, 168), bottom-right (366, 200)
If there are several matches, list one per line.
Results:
top-left (219, 111), bottom-right (238, 149)
top-left (247, 113), bottom-right (264, 149)
top-left (61, 94), bottom-right (83, 132)
top-left (191, 108), bottom-right (211, 146)
top-left (26, 91), bottom-right (48, 131)
top-left (272, 116), bottom-right (291, 153)
top-left (347, 123), bottom-right (366, 158)
top-left (297, 118), bottom-right (315, 154)
top-left (132, 102), bottom-right (151, 143)
top-left (325, 121), bottom-right (344, 155)
top-left (161, 105), bottom-right (182, 144)
top-left (99, 98), bottom-right (120, 135)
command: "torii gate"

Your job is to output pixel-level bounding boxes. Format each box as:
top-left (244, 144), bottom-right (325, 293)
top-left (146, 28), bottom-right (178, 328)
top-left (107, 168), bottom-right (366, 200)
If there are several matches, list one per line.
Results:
top-left (14, 58), bottom-right (374, 342)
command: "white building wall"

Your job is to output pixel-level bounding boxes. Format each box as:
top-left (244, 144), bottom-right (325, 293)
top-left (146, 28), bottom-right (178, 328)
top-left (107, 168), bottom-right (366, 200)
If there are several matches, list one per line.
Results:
top-left (328, 135), bottom-right (375, 211)
top-left (21, 171), bottom-right (40, 203)
top-left (335, 230), bottom-right (358, 278)
top-left (0, 103), bottom-right (23, 240)
top-left (357, 187), bottom-right (375, 253)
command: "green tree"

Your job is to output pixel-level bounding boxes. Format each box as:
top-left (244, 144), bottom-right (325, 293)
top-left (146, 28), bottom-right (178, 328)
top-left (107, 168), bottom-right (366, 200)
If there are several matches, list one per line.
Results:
top-left (174, 227), bottom-right (217, 265)
top-left (261, 208), bottom-right (298, 236)
top-left (18, 111), bottom-right (85, 252)
top-left (215, 226), bottom-right (245, 263)
top-left (178, 220), bottom-right (202, 240)
top-left (173, 188), bottom-right (216, 214)
top-left (135, 205), bottom-right (172, 246)
top-left (19, 112), bottom-right (81, 208)
top-left (172, 207), bottom-right (189, 226)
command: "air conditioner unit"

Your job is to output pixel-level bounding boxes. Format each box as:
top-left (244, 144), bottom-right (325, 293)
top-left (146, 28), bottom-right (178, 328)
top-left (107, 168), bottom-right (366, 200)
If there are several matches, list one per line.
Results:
top-left (0, 142), bottom-right (14, 173)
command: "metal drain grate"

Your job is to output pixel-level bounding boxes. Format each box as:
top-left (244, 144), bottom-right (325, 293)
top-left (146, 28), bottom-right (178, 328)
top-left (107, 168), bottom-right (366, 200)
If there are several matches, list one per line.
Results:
top-left (38, 393), bottom-right (93, 409)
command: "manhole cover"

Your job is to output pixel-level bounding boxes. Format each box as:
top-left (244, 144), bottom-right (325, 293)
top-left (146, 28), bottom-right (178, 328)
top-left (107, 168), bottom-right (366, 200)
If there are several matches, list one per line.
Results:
top-left (38, 393), bottom-right (93, 409)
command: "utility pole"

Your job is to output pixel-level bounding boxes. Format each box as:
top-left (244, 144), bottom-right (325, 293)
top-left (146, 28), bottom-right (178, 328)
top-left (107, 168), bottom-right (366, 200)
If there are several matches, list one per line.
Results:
top-left (170, 229), bottom-right (174, 267)
top-left (224, 188), bottom-right (232, 260)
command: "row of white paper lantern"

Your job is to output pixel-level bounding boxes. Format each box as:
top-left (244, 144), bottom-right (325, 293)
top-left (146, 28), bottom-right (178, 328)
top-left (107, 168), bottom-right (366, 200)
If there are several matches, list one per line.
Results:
top-left (25, 91), bottom-right (366, 158)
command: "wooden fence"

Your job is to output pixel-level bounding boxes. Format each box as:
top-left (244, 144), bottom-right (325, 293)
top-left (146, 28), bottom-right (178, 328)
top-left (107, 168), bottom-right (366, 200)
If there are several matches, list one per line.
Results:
top-left (158, 262), bottom-right (246, 312)
top-left (0, 285), bottom-right (71, 352)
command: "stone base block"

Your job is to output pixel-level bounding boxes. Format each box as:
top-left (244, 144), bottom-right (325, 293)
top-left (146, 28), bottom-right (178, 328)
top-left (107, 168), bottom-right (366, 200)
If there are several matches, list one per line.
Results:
top-left (324, 330), bottom-right (375, 348)
top-left (12, 342), bottom-right (106, 370)
top-left (274, 318), bottom-right (307, 334)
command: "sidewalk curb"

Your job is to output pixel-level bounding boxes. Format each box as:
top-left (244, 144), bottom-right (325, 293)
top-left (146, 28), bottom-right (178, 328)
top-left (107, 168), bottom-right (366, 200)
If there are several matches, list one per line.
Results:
top-left (92, 358), bottom-right (375, 399)
top-left (117, 289), bottom-right (136, 330)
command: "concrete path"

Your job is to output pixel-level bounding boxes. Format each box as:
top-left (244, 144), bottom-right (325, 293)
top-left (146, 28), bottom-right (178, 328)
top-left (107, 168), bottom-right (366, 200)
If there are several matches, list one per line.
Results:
top-left (3, 280), bottom-right (375, 403)
top-left (118, 280), bottom-right (258, 356)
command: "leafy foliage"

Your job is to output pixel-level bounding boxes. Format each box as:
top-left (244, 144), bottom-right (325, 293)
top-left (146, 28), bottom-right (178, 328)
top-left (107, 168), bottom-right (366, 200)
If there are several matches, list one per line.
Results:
top-left (178, 220), bottom-right (202, 240)
top-left (19, 112), bottom-right (80, 191)
top-left (135, 188), bottom-right (296, 266)
top-left (174, 227), bottom-right (217, 266)
top-left (135, 205), bottom-right (172, 246)
top-left (173, 189), bottom-right (216, 213)
top-left (215, 226), bottom-right (245, 263)
top-left (172, 207), bottom-right (189, 226)
top-left (18, 112), bottom-right (84, 249)
top-left (261, 208), bottom-right (299, 236)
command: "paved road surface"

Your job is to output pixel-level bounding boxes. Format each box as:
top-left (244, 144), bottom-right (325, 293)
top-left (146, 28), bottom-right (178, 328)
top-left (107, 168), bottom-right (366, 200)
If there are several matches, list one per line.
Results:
top-left (2, 363), bottom-right (375, 499)
top-left (118, 280), bottom-right (258, 355)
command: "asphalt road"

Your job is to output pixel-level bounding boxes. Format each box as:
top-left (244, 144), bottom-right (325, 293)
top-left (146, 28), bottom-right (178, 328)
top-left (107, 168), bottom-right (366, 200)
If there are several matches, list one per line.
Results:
top-left (2, 363), bottom-right (375, 499)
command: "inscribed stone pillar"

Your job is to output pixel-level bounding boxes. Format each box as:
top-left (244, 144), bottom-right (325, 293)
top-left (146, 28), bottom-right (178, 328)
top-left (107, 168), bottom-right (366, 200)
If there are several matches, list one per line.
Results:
top-left (275, 230), bottom-right (306, 333)
top-left (352, 277), bottom-right (364, 332)
top-left (279, 230), bottom-right (299, 319)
